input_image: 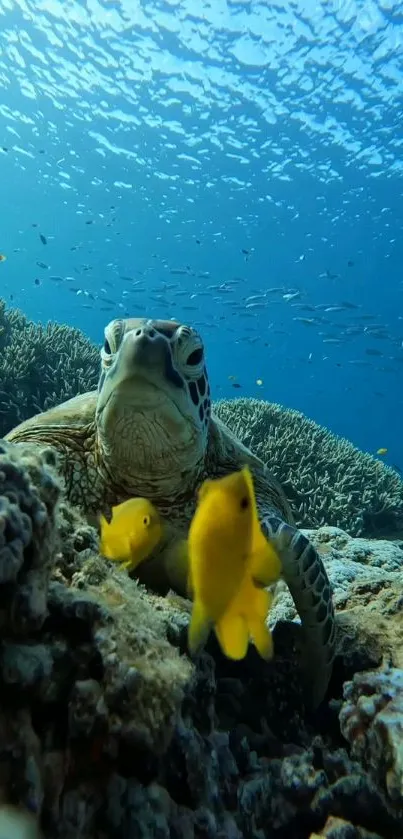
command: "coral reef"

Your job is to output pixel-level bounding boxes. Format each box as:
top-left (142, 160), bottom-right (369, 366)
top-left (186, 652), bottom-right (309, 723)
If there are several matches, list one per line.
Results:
top-left (214, 398), bottom-right (403, 538)
top-left (269, 526), bottom-right (403, 681)
top-left (340, 667), bottom-right (403, 812)
top-left (0, 439), bottom-right (60, 635)
top-left (0, 298), bottom-right (99, 438)
top-left (0, 441), bottom-right (403, 838)
top-left (0, 440), bottom-right (191, 834)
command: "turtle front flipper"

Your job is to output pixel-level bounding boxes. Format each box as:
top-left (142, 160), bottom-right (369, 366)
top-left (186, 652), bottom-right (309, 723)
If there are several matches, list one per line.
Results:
top-left (261, 513), bottom-right (336, 709)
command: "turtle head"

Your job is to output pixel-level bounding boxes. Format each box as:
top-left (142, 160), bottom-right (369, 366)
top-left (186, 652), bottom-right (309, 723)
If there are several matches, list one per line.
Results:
top-left (95, 317), bottom-right (211, 496)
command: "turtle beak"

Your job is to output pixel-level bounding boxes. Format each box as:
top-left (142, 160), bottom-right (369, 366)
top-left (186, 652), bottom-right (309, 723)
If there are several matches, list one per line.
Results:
top-left (120, 325), bottom-right (184, 389)
top-left (99, 324), bottom-right (184, 405)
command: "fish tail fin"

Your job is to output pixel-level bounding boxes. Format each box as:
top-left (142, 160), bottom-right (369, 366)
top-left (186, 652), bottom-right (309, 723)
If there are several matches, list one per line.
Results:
top-left (249, 619), bottom-right (274, 660)
top-left (188, 599), bottom-right (211, 655)
top-left (215, 614), bottom-right (249, 660)
top-left (248, 588), bottom-right (274, 659)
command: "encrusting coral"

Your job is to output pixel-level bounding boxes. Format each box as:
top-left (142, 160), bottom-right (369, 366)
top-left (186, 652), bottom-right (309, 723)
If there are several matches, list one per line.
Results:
top-left (214, 397), bottom-right (403, 538)
top-left (0, 298), bottom-right (99, 438)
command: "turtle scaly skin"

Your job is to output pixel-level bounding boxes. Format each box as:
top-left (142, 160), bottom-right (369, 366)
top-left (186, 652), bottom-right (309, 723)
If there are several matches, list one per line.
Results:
top-left (6, 317), bottom-right (336, 706)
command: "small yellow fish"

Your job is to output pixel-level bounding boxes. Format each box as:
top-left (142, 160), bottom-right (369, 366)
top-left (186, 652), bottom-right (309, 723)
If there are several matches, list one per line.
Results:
top-left (187, 466), bottom-right (281, 660)
top-left (99, 497), bottom-right (163, 572)
top-left (256, 378), bottom-right (263, 386)
top-left (376, 447), bottom-right (388, 456)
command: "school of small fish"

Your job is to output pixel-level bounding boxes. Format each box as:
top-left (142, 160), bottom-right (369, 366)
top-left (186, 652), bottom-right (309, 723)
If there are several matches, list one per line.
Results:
top-left (1, 218), bottom-right (401, 464)
top-left (4, 234), bottom-right (402, 374)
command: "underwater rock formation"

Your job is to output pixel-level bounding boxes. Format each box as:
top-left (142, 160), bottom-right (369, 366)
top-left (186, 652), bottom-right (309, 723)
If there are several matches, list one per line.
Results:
top-left (215, 398), bottom-right (403, 538)
top-left (0, 440), bottom-right (403, 838)
top-left (0, 299), bottom-right (99, 438)
top-left (340, 667), bottom-right (403, 812)
top-left (0, 439), bottom-right (60, 635)
top-left (269, 526), bottom-right (403, 680)
top-left (0, 440), bottom-right (191, 835)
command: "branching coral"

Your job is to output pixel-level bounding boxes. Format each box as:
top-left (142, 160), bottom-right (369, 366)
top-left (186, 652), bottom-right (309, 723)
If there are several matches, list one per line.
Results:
top-left (214, 398), bottom-right (403, 538)
top-left (0, 298), bottom-right (99, 438)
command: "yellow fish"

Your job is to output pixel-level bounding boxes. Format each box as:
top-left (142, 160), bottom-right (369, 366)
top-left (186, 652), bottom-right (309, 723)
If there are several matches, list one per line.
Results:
top-left (376, 447), bottom-right (388, 456)
top-left (187, 466), bottom-right (282, 660)
top-left (99, 497), bottom-right (163, 572)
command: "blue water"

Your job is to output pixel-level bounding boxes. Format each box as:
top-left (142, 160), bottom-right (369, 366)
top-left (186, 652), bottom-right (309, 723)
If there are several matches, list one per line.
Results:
top-left (0, 0), bottom-right (402, 469)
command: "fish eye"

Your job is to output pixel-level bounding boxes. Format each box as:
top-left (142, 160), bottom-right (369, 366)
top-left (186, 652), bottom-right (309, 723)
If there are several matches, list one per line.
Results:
top-left (104, 338), bottom-right (111, 354)
top-left (143, 515), bottom-right (150, 526)
top-left (240, 496), bottom-right (249, 510)
top-left (186, 348), bottom-right (203, 366)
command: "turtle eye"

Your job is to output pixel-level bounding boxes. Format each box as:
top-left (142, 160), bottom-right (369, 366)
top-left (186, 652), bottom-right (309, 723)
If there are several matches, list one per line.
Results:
top-left (104, 338), bottom-right (111, 354)
top-left (186, 348), bottom-right (203, 366)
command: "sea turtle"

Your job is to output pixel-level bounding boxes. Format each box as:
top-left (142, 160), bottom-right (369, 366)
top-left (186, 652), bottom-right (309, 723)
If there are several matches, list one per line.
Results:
top-left (6, 317), bottom-right (336, 705)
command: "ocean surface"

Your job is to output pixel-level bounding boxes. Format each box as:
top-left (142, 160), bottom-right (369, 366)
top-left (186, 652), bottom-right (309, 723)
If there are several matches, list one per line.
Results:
top-left (0, 0), bottom-right (402, 470)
